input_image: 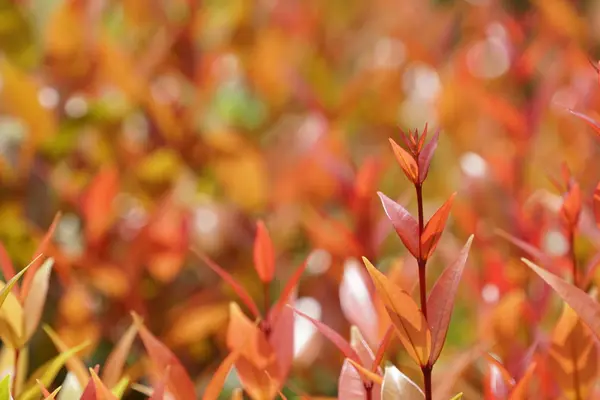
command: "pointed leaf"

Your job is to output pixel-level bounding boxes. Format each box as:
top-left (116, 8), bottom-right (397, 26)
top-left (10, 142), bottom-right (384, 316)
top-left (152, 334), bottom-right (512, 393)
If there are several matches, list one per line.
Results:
top-left (203, 351), bottom-right (240, 400)
top-left (0, 244), bottom-right (16, 297)
top-left (43, 386), bottom-right (61, 400)
top-left (350, 326), bottom-right (376, 371)
top-left (253, 221), bottom-right (275, 283)
top-left (389, 139), bottom-right (419, 183)
top-left (226, 303), bottom-right (275, 369)
top-left (338, 359), bottom-right (377, 400)
top-left (291, 307), bottom-right (360, 364)
top-left (102, 323), bottom-right (138, 388)
top-left (484, 353), bottom-right (515, 398)
top-left (21, 213), bottom-right (61, 301)
top-left (23, 258), bottom-right (53, 341)
top-left (495, 229), bottom-right (549, 264)
top-left (340, 260), bottom-right (378, 346)
top-left (594, 182), bottom-right (600, 229)
top-left (427, 236), bottom-right (473, 364)
top-left (111, 377), bottom-right (129, 399)
top-left (133, 314), bottom-right (196, 400)
top-left (0, 255), bottom-right (40, 309)
top-left (522, 258), bottom-right (600, 338)
top-left (81, 167), bottom-right (119, 245)
top-left (417, 128), bottom-right (440, 183)
top-left (89, 369), bottom-right (118, 400)
top-left (363, 258), bottom-right (431, 366)
top-left (148, 368), bottom-right (169, 400)
top-left (421, 194), bottom-right (456, 260)
top-left (378, 192), bottom-right (419, 258)
top-left (43, 326), bottom-right (89, 387)
top-left (19, 341), bottom-right (89, 400)
top-left (449, 394), bottom-right (463, 400)
top-left (192, 249), bottom-right (260, 318)
top-left (372, 325), bottom-right (394, 372)
top-left (268, 298), bottom-right (294, 382)
top-left (380, 365), bottom-right (424, 400)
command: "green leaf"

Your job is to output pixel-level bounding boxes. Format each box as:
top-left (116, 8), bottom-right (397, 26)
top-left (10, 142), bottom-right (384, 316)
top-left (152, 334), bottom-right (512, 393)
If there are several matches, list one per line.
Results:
top-left (0, 374), bottom-right (12, 400)
top-left (0, 255), bottom-right (41, 309)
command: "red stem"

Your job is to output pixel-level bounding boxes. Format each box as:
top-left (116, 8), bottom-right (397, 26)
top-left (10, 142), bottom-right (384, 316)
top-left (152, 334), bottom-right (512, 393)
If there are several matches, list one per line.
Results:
top-left (415, 183), bottom-right (432, 400)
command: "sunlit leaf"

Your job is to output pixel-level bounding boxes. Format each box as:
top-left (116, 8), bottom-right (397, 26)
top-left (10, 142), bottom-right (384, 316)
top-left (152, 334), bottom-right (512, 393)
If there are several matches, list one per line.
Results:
top-left (380, 365), bottom-right (424, 400)
top-left (253, 221), bottom-right (275, 284)
top-left (363, 258), bottom-right (431, 366)
top-left (43, 326), bottom-right (89, 387)
top-left (347, 359), bottom-right (383, 386)
top-left (111, 377), bottom-right (129, 399)
top-left (569, 109), bottom-right (600, 137)
top-left (269, 257), bottom-right (308, 322)
top-left (377, 192), bottom-right (419, 258)
top-left (509, 362), bottom-right (537, 400)
top-left (0, 255), bottom-right (40, 310)
top-left (0, 375), bottom-right (11, 400)
top-left (81, 167), bottom-right (119, 245)
top-left (56, 372), bottom-right (83, 400)
top-left (427, 236), bottom-right (473, 364)
top-left (389, 139), bottom-right (419, 184)
top-left (90, 368), bottom-right (118, 400)
top-left (23, 258), bottom-right (53, 342)
top-left (421, 193), bottom-right (456, 260)
top-left (226, 303), bottom-right (275, 369)
top-left (338, 359), bottom-right (378, 400)
top-left (594, 182), bottom-right (600, 229)
top-left (522, 258), bottom-right (600, 338)
top-left (268, 299), bottom-right (294, 382)
top-left (560, 183), bottom-right (581, 228)
top-left (547, 304), bottom-right (597, 399)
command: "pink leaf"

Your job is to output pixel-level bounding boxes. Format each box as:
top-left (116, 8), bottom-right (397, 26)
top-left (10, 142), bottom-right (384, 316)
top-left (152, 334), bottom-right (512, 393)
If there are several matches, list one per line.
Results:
top-left (270, 257), bottom-right (308, 322)
top-left (377, 192), bottom-right (419, 258)
top-left (427, 235), bottom-right (473, 364)
top-left (417, 128), bottom-right (440, 183)
top-left (522, 258), bottom-right (600, 338)
top-left (291, 307), bottom-right (360, 364)
top-left (269, 297), bottom-right (295, 382)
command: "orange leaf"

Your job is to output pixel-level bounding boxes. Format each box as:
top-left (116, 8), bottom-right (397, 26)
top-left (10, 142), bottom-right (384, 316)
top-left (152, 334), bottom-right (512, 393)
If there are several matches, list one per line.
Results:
top-left (362, 257), bottom-right (431, 366)
top-left (227, 303), bottom-right (275, 369)
top-left (547, 304), bottom-right (598, 399)
top-left (90, 368), bottom-right (118, 400)
top-left (234, 356), bottom-right (279, 400)
top-left (484, 353), bottom-right (516, 398)
top-left (149, 367), bottom-right (170, 400)
top-left (427, 235), bottom-right (473, 364)
top-left (522, 258), bottom-right (600, 339)
top-left (269, 257), bottom-right (308, 322)
top-left (102, 322), bottom-right (138, 388)
top-left (389, 139), bottom-right (419, 184)
top-left (509, 362), bottom-right (537, 400)
top-left (421, 193), bottom-right (456, 260)
top-left (0, 243), bottom-right (16, 296)
top-left (378, 192), bottom-right (419, 258)
top-left (347, 359), bottom-right (383, 386)
top-left (133, 313), bottom-right (197, 400)
top-left (253, 221), bottom-right (275, 283)
top-left (193, 248), bottom-right (261, 319)
top-left (203, 351), bottom-right (240, 400)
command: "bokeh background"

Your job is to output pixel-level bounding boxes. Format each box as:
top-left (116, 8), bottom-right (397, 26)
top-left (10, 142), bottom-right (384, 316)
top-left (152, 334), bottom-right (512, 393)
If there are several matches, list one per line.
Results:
top-left (3, 0), bottom-right (600, 397)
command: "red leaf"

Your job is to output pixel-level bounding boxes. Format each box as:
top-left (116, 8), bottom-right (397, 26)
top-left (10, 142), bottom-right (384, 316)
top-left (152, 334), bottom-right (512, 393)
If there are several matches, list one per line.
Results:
top-left (427, 235), bottom-right (473, 364)
top-left (377, 192), bottom-right (419, 258)
top-left (372, 325), bottom-right (394, 372)
top-left (193, 248), bottom-right (260, 318)
top-left (509, 362), bottom-right (537, 400)
top-left (101, 322), bottom-right (138, 388)
top-left (417, 128), bottom-right (440, 183)
top-left (494, 229), bottom-right (550, 265)
top-left (254, 221), bottom-right (275, 283)
top-left (568, 109), bottom-right (600, 136)
top-left (268, 298), bottom-right (295, 381)
top-left (81, 166), bottom-right (119, 244)
top-left (291, 307), bottom-right (361, 364)
top-left (484, 354), bottom-right (515, 399)
top-left (133, 314), bottom-right (197, 400)
top-left (90, 368), bottom-right (119, 400)
top-left (81, 365), bottom-right (101, 400)
top-left (203, 351), bottom-right (240, 400)
top-left (21, 212), bottom-right (61, 301)
top-left (522, 258), bottom-right (600, 338)
top-left (389, 138), bottom-right (419, 184)
top-left (421, 193), bottom-right (456, 260)
top-left (560, 182), bottom-right (581, 228)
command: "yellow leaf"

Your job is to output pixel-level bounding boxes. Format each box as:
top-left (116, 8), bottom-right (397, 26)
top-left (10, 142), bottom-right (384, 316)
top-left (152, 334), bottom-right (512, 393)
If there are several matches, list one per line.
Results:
top-left (362, 257), bottom-right (431, 366)
top-left (43, 326), bottom-right (89, 388)
top-left (19, 341), bottom-right (89, 400)
top-left (548, 304), bottom-right (598, 400)
top-left (532, 0), bottom-right (585, 41)
top-left (347, 359), bottom-right (383, 386)
top-left (0, 282), bottom-right (24, 349)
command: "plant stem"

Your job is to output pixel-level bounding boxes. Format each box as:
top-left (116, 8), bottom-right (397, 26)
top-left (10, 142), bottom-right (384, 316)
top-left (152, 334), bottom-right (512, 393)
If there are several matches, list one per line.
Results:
top-left (422, 365), bottom-right (433, 400)
top-left (569, 231), bottom-right (578, 288)
top-left (415, 183), bottom-right (432, 400)
top-left (13, 348), bottom-right (19, 397)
